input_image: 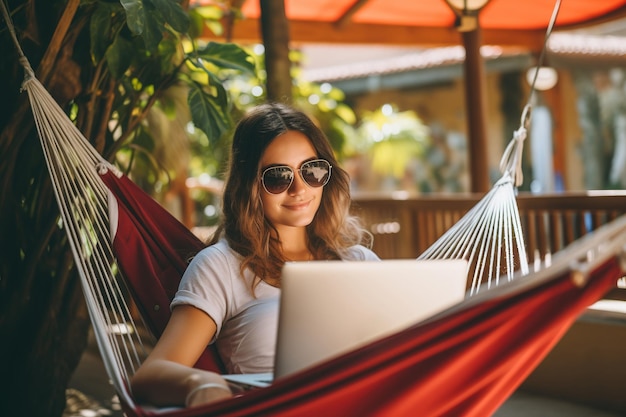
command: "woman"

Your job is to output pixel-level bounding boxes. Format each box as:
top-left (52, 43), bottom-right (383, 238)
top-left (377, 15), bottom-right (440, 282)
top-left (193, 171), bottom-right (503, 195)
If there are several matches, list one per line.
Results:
top-left (131, 103), bottom-right (379, 408)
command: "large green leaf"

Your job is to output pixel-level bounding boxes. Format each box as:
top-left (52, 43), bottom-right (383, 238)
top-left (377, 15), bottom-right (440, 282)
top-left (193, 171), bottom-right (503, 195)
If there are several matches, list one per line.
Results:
top-left (111, 1), bottom-right (225, 75)
top-left (105, 35), bottom-right (134, 79)
top-left (142, 7), bottom-right (164, 52)
top-left (188, 81), bottom-right (231, 143)
top-left (120, 0), bottom-right (164, 51)
top-left (204, 69), bottom-right (229, 103)
top-left (90, 3), bottom-right (114, 63)
top-left (157, 36), bottom-right (180, 75)
top-left (196, 42), bottom-right (255, 74)
top-left (187, 9), bottom-right (207, 39)
top-left (120, 0), bottom-right (145, 35)
top-left (150, 0), bottom-right (190, 33)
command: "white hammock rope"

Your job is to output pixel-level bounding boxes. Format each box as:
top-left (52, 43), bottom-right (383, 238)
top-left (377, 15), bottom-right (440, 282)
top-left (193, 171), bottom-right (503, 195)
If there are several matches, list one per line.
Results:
top-left (418, 105), bottom-right (531, 294)
top-left (418, 1), bottom-right (562, 294)
top-left (1, 0), bottom-right (146, 407)
top-left (500, 106), bottom-right (530, 188)
top-left (24, 74), bottom-right (146, 408)
top-left (418, 172), bottom-right (530, 294)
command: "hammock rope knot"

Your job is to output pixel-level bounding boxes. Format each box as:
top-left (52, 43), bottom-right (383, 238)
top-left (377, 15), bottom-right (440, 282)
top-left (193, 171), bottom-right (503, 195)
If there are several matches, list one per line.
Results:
top-left (97, 162), bottom-right (122, 178)
top-left (493, 171), bottom-right (514, 187)
top-left (499, 125), bottom-right (526, 187)
top-left (19, 56), bottom-right (35, 81)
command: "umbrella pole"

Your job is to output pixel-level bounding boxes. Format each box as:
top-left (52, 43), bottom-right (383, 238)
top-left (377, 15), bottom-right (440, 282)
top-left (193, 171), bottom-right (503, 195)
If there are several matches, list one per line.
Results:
top-left (462, 25), bottom-right (491, 193)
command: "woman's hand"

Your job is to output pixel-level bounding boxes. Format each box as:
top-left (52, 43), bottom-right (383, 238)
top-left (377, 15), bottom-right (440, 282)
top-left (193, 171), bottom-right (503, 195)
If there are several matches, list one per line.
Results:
top-left (131, 306), bottom-right (227, 407)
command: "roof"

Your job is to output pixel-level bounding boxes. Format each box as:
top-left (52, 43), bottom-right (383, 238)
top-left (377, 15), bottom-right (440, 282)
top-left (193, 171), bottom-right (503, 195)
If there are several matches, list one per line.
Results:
top-left (302, 45), bottom-right (514, 83)
top-left (548, 33), bottom-right (626, 58)
top-left (300, 33), bottom-right (626, 84)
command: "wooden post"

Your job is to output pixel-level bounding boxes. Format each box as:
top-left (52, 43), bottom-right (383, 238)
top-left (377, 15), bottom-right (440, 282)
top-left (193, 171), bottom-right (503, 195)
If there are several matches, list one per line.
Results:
top-left (542, 71), bottom-right (566, 189)
top-left (462, 25), bottom-right (491, 193)
top-left (260, 0), bottom-right (293, 103)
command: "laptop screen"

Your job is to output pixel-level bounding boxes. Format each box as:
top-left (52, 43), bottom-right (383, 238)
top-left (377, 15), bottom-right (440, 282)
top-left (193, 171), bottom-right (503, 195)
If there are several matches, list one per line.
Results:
top-left (274, 259), bottom-right (468, 379)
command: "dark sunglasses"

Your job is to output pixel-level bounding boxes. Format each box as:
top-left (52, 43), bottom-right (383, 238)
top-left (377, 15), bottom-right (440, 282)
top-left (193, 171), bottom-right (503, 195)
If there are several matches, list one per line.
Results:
top-left (261, 159), bottom-right (332, 194)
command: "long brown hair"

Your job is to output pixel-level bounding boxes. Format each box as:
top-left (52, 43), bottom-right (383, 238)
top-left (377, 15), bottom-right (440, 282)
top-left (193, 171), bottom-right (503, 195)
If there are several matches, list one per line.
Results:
top-left (209, 103), bottom-right (371, 289)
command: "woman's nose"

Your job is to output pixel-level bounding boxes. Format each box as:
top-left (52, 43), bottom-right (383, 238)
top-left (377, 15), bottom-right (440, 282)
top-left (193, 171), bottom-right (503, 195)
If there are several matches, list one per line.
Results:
top-left (288, 171), bottom-right (307, 195)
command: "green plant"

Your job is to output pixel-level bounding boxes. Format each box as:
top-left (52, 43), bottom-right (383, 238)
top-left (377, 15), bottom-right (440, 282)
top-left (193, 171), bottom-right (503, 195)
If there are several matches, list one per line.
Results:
top-left (0, 2), bottom-right (255, 414)
top-left (357, 104), bottom-right (430, 179)
top-left (83, 0), bottom-right (255, 191)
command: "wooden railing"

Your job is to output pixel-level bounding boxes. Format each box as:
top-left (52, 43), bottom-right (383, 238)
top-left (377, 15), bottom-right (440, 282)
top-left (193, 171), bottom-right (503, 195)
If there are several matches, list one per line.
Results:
top-left (351, 190), bottom-right (626, 264)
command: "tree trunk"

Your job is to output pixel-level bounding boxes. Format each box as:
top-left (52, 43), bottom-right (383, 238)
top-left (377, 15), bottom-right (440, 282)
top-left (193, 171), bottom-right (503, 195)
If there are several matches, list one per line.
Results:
top-left (260, 0), bottom-right (292, 103)
top-left (0, 1), bottom-right (90, 415)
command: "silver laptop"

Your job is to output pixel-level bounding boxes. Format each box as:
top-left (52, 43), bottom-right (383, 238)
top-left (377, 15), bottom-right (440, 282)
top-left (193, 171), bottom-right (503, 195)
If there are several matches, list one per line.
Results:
top-left (224, 259), bottom-right (468, 388)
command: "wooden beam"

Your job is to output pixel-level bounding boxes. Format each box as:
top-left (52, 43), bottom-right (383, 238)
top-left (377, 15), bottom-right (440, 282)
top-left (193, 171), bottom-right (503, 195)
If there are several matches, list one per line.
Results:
top-left (335, 0), bottom-right (371, 27)
top-left (203, 19), bottom-right (549, 51)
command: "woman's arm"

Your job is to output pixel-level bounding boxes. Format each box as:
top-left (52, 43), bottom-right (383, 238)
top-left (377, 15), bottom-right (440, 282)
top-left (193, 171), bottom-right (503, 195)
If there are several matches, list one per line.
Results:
top-left (130, 305), bottom-right (232, 407)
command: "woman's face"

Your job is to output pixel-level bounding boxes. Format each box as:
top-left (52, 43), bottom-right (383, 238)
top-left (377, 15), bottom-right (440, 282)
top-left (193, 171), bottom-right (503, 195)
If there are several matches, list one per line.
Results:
top-left (259, 130), bottom-right (324, 233)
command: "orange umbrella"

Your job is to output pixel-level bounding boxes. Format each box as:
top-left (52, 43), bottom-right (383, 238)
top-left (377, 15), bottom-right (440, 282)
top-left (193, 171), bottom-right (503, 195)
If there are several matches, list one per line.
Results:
top-left (218, 0), bottom-right (626, 47)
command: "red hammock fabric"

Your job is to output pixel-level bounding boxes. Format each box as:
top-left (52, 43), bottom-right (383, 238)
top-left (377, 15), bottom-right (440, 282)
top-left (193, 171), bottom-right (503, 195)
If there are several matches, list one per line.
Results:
top-left (101, 172), bottom-right (224, 373)
top-left (101, 170), bottom-right (621, 417)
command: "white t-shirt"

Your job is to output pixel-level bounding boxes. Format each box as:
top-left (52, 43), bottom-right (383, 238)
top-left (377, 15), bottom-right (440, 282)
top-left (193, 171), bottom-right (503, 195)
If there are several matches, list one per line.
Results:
top-left (171, 239), bottom-right (379, 374)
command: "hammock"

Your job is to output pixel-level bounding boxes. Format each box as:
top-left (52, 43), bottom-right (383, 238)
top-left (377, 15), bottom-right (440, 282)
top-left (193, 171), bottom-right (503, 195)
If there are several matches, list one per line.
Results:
top-left (6, 1), bottom-right (626, 416)
top-left (16, 60), bottom-right (626, 417)
top-left (107, 165), bottom-right (626, 417)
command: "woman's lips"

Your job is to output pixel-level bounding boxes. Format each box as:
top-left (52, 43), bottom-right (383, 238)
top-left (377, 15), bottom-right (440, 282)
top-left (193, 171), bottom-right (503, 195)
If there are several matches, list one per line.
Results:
top-left (283, 200), bottom-right (312, 210)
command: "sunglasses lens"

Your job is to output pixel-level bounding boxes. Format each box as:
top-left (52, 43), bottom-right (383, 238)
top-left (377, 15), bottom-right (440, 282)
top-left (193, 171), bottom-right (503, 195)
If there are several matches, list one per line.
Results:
top-left (301, 160), bottom-right (331, 187)
top-left (263, 166), bottom-right (294, 194)
top-left (261, 160), bottom-right (332, 194)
